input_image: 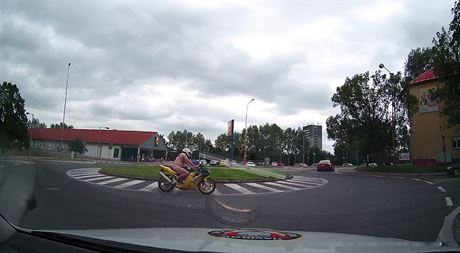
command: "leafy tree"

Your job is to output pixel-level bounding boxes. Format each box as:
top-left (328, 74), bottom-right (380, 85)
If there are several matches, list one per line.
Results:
top-left (431, 1), bottom-right (460, 126)
top-left (69, 138), bottom-right (85, 154)
top-left (28, 117), bottom-right (47, 128)
top-left (50, 122), bottom-right (73, 129)
top-left (0, 82), bottom-right (28, 153)
top-left (404, 47), bottom-right (435, 81)
top-left (215, 133), bottom-right (230, 152)
top-left (327, 72), bottom-right (396, 165)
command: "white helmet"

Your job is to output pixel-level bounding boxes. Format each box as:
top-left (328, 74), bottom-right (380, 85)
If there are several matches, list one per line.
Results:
top-left (182, 147), bottom-right (192, 158)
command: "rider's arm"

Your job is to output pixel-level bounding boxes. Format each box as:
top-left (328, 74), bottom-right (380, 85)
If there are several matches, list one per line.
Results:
top-left (183, 154), bottom-right (198, 168)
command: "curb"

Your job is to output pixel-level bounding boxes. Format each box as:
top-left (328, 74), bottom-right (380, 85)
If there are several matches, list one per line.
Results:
top-left (337, 169), bottom-right (447, 177)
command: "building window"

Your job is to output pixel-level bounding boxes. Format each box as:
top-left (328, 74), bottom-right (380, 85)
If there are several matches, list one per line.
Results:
top-left (453, 137), bottom-right (460, 149)
top-left (113, 148), bottom-right (120, 158)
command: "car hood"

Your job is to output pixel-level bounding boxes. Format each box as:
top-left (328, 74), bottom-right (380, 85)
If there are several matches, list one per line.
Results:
top-left (40, 227), bottom-right (458, 253)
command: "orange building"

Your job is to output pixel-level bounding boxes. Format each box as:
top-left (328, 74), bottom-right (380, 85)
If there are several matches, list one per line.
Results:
top-left (409, 69), bottom-right (460, 166)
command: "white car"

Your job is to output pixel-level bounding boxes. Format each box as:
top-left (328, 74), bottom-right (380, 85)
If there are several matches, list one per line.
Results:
top-left (246, 161), bottom-right (256, 167)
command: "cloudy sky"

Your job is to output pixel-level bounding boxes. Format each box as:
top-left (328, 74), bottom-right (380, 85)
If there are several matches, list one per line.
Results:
top-left (1, 0), bottom-right (454, 152)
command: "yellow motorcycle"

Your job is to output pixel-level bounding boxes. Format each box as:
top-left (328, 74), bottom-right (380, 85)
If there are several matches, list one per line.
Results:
top-left (158, 164), bottom-right (216, 194)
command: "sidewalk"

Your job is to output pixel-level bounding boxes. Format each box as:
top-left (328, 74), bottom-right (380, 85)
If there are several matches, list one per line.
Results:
top-left (336, 167), bottom-right (447, 177)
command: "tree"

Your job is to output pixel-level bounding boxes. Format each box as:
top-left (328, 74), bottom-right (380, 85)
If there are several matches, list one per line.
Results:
top-left (28, 117), bottom-right (47, 128)
top-left (69, 138), bottom-right (85, 154)
top-left (50, 122), bottom-right (73, 129)
top-left (0, 82), bottom-right (29, 153)
top-left (327, 72), bottom-right (398, 165)
top-left (404, 47), bottom-right (435, 81)
top-left (431, 1), bottom-right (460, 126)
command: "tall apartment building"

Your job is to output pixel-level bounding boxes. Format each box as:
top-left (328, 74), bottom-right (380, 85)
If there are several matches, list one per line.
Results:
top-left (303, 125), bottom-right (322, 150)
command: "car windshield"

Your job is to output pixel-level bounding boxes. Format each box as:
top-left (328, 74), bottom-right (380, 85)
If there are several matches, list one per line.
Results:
top-left (1, 0), bottom-right (460, 252)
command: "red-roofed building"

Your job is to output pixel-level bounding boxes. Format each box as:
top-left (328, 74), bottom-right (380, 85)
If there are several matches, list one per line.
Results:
top-left (28, 128), bottom-right (167, 162)
top-left (410, 69), bottom-right (460, 165)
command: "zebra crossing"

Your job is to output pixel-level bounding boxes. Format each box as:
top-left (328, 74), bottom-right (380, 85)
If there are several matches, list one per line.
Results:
top-left (66, 168), bottom-right (328, 195)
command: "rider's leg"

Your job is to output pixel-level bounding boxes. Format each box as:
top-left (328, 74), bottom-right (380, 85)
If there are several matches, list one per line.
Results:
top-left (176, 167), bottom-right (190, 183)
top-left (171, 165), bottom-right (189, 183)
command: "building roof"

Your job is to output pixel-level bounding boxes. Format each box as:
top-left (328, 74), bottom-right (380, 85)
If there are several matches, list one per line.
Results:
top-left (28, 128), bottom-right (157, 146)
top-left (411, 68), bottom-right (437, 84)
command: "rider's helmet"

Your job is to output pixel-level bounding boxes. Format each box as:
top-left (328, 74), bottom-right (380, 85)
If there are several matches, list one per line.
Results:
top-left (182, 147), bottom-right (192, 158)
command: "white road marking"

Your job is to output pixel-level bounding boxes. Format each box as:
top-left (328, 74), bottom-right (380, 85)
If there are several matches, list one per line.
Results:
top-left (114, 180), bottom-right (145, 189)
top-left (264, 182), bottom-right (301, 190)
top-left (73, 174), bottom-right (106, 179)
top-left (97, 178), bottom-right (127, 185)
top-left (246, 183), bottom-right (283, 192)
top-left (437, 186), bottom-right (447, 193)
top-left (14, 164), bottom-right (20, 166)
top-left (446, 197), bottom-right (453, 206)
top-left (0, 165), bottom-right (5, 168)
top-left (140, 182), bottom-right (158, 191)
top-left (85, 176), bottom-right (114, 182)
top-left (213, 188), bottom-right (222, 195)
top-left (412, 178), bottom-right (435, 185)
top-left (70, 172), bottom-right (100, 177)
top-left (286, 179), bottom-right (323, 186)
top-left (292, 177), bottom-right (325, 183)
top-left (277, 180), bottom-right (315, 188)
top-left (224, 183), bottom-right (255, 194)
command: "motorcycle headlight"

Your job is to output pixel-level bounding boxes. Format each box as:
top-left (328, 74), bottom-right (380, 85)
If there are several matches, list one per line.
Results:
top-left (447, 166), bottom-right (452, 170)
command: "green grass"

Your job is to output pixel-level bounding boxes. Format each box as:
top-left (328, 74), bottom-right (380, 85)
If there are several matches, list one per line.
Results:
top-left (356, 164), bottom-right (446, 173)
top-left (100, 165), bottom-right (288, 181)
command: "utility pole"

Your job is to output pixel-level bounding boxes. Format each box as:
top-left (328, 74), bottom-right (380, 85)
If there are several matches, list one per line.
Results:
top-left (61, 62), bottom-right (71, 151)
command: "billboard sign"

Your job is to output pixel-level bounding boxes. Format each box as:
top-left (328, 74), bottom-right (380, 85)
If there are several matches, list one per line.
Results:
top-left (419, 87), bottom-right (438, 113)
top-left (227, 119), bottom-right (234, 136)
top-left (399, 152), bottom-right (410, 161)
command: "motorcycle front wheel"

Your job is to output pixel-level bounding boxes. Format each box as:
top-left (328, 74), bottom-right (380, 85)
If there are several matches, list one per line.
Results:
top-left (198, 178), bottom-right (216, 194)
top-left (158, 176), bottom-right (175, 192)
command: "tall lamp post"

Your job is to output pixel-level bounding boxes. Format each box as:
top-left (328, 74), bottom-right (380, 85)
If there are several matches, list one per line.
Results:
top-left (98, 127), bottom-right (109, 158)
top-left (243, 98), bottom-right (255, 165)
top-left (379, 63), bottom-right (396, 166)
top-left (60, 62), bottom-right (71, 150)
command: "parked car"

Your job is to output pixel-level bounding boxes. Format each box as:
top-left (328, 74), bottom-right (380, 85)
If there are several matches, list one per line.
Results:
top-left (369, 163), bottom-right (378, 167)
top-left (317, 160), bottom-right (334, 171)
top-left (246, 161), bottom-right (256, 167)
top-left (447, 162), bottom-right (460, 176)
top-left (342, 163), bottom-right (353, 167)
top-left (199, 159), bottom-right (207, 165)
top-left (210, 160), bottom-right (220, 166)
top-left (271, 161), bottom-right (284, 167)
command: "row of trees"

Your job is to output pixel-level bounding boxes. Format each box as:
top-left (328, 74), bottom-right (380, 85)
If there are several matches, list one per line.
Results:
top-left (327, 1), bottom-right (460, 165)
top-left (167, 124), bottom-right (333, 165)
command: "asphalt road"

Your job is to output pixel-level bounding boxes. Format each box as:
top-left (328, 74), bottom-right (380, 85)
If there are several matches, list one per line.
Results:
top-left (2, 159), bottom-right (458, 243)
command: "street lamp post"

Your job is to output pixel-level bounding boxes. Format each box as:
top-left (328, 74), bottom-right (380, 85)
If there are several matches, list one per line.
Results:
top-left (98, 127), bottom-right (109, 158)
top-left (243, 98), bottom-right (255, 165)
top-left (379, 63), bottom-right (396, 166)
top-left (61, 62), bottom-right (71, 150)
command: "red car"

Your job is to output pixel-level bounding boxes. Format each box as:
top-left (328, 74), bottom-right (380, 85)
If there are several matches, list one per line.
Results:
top-left (317, 160), bottom-right (334, 171)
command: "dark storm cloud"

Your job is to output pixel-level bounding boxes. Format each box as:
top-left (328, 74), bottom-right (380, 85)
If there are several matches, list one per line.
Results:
top-left (1, 0), bottom-right (455, 151)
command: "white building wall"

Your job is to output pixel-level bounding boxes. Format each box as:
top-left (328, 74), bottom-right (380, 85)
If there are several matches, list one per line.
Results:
top-left (31, 140), bottom-right (121, 160)
top-left (84, 144), bottom-right (121, 160)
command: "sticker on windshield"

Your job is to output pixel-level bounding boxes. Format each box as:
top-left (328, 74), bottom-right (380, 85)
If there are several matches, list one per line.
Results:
top-left (208, 229), bottom-right (301, 240)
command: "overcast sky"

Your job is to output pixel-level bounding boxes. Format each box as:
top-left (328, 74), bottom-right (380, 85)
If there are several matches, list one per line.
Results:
top-left (1, 0), bottom-right (454, 153)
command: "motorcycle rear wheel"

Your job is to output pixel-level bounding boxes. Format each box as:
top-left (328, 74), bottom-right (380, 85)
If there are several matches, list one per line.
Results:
top-left (158, 176), bottom-right (175, 192)
top-left (198, 178), bottom-right (216, 194)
